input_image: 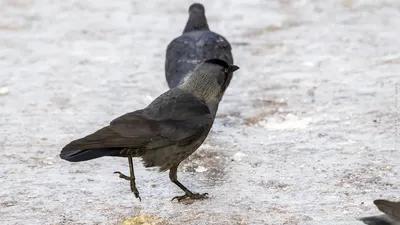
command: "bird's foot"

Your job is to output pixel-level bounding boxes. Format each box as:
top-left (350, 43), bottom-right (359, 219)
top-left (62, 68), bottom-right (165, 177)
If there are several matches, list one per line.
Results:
top-left (114, 171), bottom-right (131, 180)
top-left (114, 171), bottom-right (141, 201)
top-left (171, 192), bottom-right (208, 202)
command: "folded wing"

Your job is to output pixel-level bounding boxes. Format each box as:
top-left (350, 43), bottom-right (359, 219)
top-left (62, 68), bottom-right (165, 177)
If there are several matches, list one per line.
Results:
top-left (60, 89), bottom-right (212, 162)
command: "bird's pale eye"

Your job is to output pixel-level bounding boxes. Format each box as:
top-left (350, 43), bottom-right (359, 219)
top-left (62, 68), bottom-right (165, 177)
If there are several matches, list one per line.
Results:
top-left (224, 68), bottom-right (229, 73)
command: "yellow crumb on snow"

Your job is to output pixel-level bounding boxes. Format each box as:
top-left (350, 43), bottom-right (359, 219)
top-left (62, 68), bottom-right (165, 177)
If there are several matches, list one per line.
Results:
top-left (121, 215), bottom-right (165, 225)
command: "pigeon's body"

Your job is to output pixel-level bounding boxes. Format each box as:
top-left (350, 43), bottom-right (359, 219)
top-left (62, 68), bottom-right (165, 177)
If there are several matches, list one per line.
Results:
top-left (165, 3), bottom-right (234, 89)
top-left (360, 200), bottom-right (400, 225)
top-left (60, 59), bottom-right (239, 201)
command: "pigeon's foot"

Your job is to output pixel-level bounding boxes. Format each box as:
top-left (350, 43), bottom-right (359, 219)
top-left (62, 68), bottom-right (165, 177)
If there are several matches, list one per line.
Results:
top-left (171, 192), bottom-right (208, 202)
top-left (114, 171), bottom-right (141, 201)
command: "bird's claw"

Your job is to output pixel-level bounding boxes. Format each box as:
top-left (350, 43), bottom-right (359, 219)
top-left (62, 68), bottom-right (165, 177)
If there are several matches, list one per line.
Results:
top-left (171, 192), bottom-right (208, 202)
top-left (134, 192), bottom-right (142, 202)
top-left (130, 182), bottom-right (141, 202)
top-left (113, 171), bottom-right (131, 180)
top-left (113, 171), bottom-right (141, 201)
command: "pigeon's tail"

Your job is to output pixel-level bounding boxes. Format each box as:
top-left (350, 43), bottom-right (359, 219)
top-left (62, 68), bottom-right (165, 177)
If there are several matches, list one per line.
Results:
top-left (183, 4), bottom-right (209, 33)
top-left (60, 126), bottom-right (125, 162)
top-left (359, 216), bottom-right (393, 225)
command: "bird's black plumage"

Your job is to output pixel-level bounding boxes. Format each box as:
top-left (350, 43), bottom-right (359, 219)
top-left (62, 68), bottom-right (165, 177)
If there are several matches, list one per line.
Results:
top-left (205, 58), bottom-right (229, 69)
top-left (165, 3), bottom-right (234, 89)
top-left (61, 88), bottom-right (212, 171)
top-left (360, 216), bottom-right (392, 225)
top-left (60, 58), bottom-right (239, 201)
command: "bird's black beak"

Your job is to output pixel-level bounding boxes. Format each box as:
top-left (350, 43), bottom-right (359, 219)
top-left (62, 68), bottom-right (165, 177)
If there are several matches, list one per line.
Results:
top-left (228, 65), bottom-right (240, 74)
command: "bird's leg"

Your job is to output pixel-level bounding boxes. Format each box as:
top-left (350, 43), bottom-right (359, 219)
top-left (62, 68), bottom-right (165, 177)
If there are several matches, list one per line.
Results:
top-left (114, 156), bottom-right (141, 201)
top-left (169, 166), bottom-right (208, 202)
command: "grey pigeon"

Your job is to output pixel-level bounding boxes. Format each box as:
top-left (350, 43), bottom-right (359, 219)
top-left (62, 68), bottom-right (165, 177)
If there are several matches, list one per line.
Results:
top-left (60, 59), bottom-right (239, 202)
top-left (165, 3), bottom-right (234, 94)
top-left (360, 200), bottom-right (400, 225)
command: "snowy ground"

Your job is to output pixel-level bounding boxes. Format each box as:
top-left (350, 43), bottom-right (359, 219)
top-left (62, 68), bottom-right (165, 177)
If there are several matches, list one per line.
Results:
top-left (1, 0), bottom-right (399, 224)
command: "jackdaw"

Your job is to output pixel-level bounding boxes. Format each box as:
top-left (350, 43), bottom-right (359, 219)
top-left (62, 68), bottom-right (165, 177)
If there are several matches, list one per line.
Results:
top-left (165, 3), bottom-right (234, 95)
top-left (60, 59), bottom-right (239, 201)
top-left (360, 200), bottom-right (400, 225)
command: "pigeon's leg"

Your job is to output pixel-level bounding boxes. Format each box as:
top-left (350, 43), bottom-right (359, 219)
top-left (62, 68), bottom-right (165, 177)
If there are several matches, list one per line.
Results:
top-left (114, 156), bottom-right (141, 201)
top-left (169, 166), bottom-right (208, 202)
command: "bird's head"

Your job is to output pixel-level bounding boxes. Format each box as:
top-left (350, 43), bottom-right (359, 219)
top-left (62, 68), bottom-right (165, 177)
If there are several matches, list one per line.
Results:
top-left (188, 3), bottom-right (205, 14)
top-left (183, 3), bottom-right (209, 32)
top-left (180, 58), bottom-right (240, 104)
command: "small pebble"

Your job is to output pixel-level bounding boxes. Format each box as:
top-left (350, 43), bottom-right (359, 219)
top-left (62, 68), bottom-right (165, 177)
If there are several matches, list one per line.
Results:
top-left (6, 202), bottom-right (14, 207)
top-left (307, 88), bottom-right (315, 96)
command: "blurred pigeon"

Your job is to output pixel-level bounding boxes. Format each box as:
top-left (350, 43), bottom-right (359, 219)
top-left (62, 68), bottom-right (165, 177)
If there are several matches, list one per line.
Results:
top-left (360, 200), bottom-right (400, 225)
top-left (60, 59), bottom-right (239, 201)
top-left (165, 3), bottom-right (234, 96)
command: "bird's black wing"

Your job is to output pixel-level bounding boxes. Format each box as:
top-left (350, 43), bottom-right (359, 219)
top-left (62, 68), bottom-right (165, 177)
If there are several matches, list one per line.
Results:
top-left (61, 89), bottom-right (212, 162)
top-left (110, 89), bottom-right (212, 147)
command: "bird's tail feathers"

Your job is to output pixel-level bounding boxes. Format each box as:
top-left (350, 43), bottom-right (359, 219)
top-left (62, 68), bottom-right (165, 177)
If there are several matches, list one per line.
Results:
top-left (60, 148), bottom-right (122, 162)
top-left (60, 126), bottom-right (124, 162)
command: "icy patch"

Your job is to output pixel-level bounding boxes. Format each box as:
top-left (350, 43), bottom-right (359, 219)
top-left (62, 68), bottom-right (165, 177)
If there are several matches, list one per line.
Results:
top-left (260, 113), bottom-right (312, 130)
top-left (0, 87), bottom-right (9, 95)
top-left (232, 152), bottom-right (248, 162)
top-left (302, 61), bottom-right (316, 67)
top-left (194, 166), bottom-right (207, 173)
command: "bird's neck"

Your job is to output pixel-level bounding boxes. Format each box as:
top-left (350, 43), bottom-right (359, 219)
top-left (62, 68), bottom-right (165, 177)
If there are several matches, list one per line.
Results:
top-left (183, 13), bottom-right (209, 33)
top-left (179, 79), bottom-right (220, 112)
